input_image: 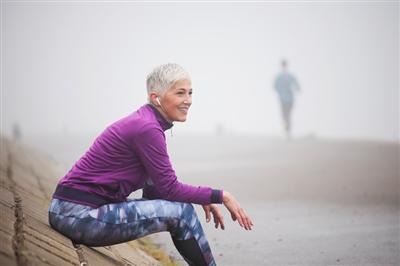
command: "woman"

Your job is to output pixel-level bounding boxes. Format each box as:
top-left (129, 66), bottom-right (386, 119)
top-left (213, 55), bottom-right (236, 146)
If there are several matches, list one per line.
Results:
top-left (48, 63), bottom-right (253, 266)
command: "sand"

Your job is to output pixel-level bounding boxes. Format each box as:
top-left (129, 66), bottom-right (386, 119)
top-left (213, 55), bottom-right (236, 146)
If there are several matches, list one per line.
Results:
top-left (156, 135), bottom-right (399, 266)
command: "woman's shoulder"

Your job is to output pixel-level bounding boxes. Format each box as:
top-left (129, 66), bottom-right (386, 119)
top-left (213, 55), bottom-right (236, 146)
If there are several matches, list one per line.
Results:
top-left (112, 106), bottom-right (163, 138)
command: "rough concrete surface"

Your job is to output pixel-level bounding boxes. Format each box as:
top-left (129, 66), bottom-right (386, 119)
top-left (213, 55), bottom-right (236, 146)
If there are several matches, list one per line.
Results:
top-left (0, 137), bottom-right (162, 266)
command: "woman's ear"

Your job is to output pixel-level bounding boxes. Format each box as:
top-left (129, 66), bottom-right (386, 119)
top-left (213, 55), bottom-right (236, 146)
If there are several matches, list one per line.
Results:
top-left (149, 92), bottom-right (158, 106)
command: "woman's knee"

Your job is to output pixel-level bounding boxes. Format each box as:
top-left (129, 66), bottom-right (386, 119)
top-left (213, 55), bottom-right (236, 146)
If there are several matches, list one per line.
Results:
top-left (181, 202), bottom-right (194, 210)
top-left (180, 202), bottom-right (196, 217)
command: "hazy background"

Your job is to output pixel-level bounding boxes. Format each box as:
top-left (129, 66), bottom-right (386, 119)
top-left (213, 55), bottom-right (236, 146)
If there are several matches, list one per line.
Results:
top-left (1, 1), bottom-right (399, 142)
top-left (1, 2), bottom-right (399, 265)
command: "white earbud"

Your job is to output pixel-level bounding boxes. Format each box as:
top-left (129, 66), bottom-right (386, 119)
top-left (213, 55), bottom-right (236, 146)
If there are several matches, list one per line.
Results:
top-left (156, 97), bottom-right (161, 106)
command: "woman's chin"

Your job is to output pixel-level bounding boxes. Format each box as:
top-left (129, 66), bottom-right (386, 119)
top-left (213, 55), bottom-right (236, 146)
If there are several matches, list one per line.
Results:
top-left (176, 116), bottom-right (187, 122)
top-left (168, 112), bottom-right (188, 122)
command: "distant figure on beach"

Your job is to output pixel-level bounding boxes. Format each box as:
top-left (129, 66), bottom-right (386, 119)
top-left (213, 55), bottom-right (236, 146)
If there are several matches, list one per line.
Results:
top-left (48, 63), bottom-right (253, 266)
top-left (12, 123), bottom-right (21, 141)
top-left (273, 59), bottom-right (301, 138)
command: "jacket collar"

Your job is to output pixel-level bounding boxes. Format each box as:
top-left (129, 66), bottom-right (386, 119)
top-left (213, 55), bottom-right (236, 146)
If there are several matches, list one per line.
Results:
top-left (147, 104), bottom-right (174, 131)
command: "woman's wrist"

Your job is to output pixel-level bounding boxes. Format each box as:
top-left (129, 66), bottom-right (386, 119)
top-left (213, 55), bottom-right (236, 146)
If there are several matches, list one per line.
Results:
top-left (222, 191), bottom-right (231, 204)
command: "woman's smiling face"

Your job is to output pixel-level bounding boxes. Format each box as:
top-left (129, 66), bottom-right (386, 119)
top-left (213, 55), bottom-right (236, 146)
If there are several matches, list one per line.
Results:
top-left (158, 79), bottom-right (192, 122)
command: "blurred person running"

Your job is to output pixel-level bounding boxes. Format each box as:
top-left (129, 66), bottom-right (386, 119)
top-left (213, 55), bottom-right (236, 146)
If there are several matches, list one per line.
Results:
top-left (273, 59), bottom-right (301, 138)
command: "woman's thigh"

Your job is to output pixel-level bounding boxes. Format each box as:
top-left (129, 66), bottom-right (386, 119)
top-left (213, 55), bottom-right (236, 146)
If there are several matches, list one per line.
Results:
top-left (49, 198), bottom-right (197, 246)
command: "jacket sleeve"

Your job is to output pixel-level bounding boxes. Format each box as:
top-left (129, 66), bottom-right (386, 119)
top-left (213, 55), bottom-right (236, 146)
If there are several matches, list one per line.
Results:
top-left (133, 125), bottom-right (222, 205)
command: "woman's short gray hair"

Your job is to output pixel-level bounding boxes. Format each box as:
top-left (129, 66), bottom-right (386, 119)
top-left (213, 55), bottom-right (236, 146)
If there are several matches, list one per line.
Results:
top-left (146, 63), bottom-right (191, 95)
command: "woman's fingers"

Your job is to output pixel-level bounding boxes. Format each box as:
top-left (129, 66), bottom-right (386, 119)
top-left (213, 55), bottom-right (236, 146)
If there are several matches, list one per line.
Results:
top-left (219, 213), bottom-right (225, 230)
top-left (213, 208), bottom-right (225, 230)
top-left (231, 208), bottom-right (253, 230)
top-left (211, 206), bottom-right (225, 230)
top-left (215, 219), bottom-right (220, 229)
top-left (238, 208), bottom-right (253, 230)
top-left (235, 210), bottom-right (245, 228)
top-left (203, 205), bottom-right (211, 223)
top-left (213, 212), bottom-right (218, 228)
top-left (238, 209), bottom-right (249, 230)
top-left (222, 191), bottom-right (253, 230)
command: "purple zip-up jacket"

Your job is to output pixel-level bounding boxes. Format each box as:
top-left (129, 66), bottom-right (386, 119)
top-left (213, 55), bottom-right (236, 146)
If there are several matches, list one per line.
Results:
top-left (53, 104), bottom-right (223, 207)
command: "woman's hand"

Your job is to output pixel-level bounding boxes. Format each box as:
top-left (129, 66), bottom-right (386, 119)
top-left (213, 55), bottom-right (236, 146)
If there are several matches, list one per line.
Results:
top-left (202, 204), bottom-right (225, 230)
top-left (222, 191), bottom-right (253, 230)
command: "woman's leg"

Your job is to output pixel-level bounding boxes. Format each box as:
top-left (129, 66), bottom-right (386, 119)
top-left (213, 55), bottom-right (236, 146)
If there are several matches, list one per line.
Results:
top-left (280, 101), bottom-right (293, 135)
top-left (49, 198), bottom-right (216, 266)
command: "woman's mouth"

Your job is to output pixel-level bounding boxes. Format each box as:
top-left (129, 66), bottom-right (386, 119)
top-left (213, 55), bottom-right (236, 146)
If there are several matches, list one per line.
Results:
top-left (178, 107), bottom-right (189, 114)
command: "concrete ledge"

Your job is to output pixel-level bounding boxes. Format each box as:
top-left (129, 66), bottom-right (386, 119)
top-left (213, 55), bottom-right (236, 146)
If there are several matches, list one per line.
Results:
top-left (0, 137), bottom-right (165, 266)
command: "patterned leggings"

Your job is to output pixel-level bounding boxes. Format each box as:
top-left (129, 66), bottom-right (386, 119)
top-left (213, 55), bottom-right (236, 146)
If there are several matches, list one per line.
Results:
top-left (48, 198), bottom-right (216, 266)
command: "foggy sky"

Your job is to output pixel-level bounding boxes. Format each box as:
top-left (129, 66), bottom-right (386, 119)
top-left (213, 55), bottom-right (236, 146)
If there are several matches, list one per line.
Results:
top-left (1, 1), bottom-right (399, 141)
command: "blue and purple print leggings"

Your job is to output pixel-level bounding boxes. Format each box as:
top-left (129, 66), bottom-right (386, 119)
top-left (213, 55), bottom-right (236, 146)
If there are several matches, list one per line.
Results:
top-left (48, 198), bottom-right (216, 266)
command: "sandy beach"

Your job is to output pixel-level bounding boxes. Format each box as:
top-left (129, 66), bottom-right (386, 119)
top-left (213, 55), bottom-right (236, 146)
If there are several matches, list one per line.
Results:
top-left (164, 135), bottom-right (399, 266)
top-left (25, 134), bottom-right (399, 266)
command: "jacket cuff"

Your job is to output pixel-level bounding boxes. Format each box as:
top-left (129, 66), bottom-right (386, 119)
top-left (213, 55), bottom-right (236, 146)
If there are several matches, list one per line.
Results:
top-left (211, 189), bottom-right (223, 204)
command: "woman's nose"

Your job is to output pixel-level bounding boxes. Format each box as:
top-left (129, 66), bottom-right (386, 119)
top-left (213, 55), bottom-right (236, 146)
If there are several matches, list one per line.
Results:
top-left (184, 95), bottom-right (192, 104)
